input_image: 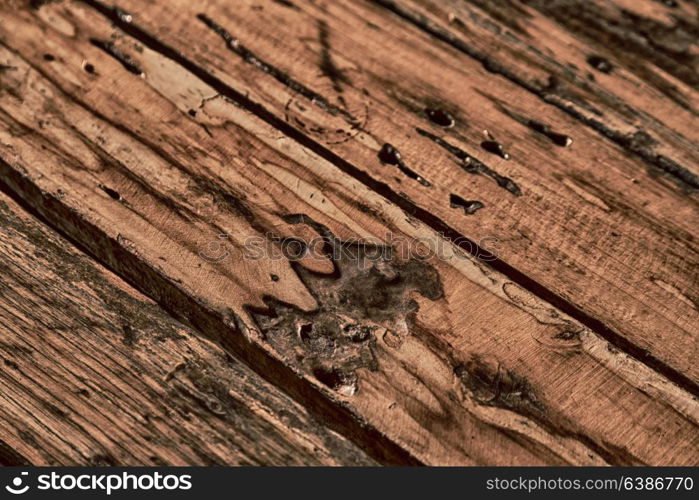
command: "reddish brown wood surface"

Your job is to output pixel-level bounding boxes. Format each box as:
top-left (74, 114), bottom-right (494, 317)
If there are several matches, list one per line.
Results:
top-left (94, 0), bottom-right (699, 387)
top-left (0, 191), bottom-right (375, 465)
top-left (0, 0), bottom-right (697, 466)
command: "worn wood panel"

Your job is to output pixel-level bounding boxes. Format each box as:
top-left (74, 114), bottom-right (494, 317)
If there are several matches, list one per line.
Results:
top-left (0, 192), bottom-right (376, 465)
top-left (374, 0), bottom-right (699, 182)
top-left (0, 1), bottom-right (697, 465)
top-left (77, 0), bottom-right (699, 388)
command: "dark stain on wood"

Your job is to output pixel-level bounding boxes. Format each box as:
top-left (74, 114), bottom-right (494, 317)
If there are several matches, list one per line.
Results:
top-left (542, 75), bottom-right (605, 117)
top-left (464, 0), bottom-right (532, 35)
top-left (250, 214), bottom-right (443, 395)
top-left (0, 63), bottom-right (18, 73)
top-left (29, 0), bottom-right (60, 9)
top-left (455, 355), bottom-right (545, 416)
top-left (654, 0), bottom-right (679, 7)
top-left (525, 0), bottom-right (698, 97)
top-left (121, 323), bottom-right (137, 346)
top-left (0, 440), bottom-right (31, 466)
top-left (454, 354), bottom-right (642, 465)
top-left (318, 20), bottom-right (350, 94)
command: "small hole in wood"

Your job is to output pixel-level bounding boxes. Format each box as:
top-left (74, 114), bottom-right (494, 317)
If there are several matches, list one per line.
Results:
top-left (298, 323), bottom-right (313, 342)
top-left (312, 367), bottom-right (358, 395)
top-left (425, 108), bottom-right (455, 127)
top-left (99, 184), bottom-right (121, 201)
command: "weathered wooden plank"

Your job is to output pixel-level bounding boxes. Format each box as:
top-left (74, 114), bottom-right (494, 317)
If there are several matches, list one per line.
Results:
top-left (373, 0), bottom-right (699, 184)
top-left (0, 1), bottom-right (697, 465)
top-left (71, 0), bottom-right (699, 388)
top-left (0, 192), bottom-right (376, 465)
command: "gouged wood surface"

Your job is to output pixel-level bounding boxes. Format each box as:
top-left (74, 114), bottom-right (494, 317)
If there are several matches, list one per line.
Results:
top-left (0, 0), bottom-right (697, 466)
top-left (77, 0), bottom-right (699, 387)
top-left (0, 192), bottom-right (376, 466)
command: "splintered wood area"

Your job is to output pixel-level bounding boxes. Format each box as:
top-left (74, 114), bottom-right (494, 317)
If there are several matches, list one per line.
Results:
top-left (0, 0), bottom-right (697, 465)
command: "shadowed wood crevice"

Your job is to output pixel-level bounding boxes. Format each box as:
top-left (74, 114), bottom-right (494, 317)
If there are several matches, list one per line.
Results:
top-left (0, 439), bottom-right (31, 466)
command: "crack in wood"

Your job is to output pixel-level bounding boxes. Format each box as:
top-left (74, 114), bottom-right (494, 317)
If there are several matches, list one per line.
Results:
top-left (377, 143), bottom-right (431, 187)
top-left (271, 0), bottom-right (299, 10)
top-left (416, 128), bottom-right (521, 196)
top-left (89, 38), bottom-right (143, 76)
top-left (196, 12), bottom-right (355, 122)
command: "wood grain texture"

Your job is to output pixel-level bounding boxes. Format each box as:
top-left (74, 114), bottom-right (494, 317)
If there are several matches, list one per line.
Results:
top-left (0, 191), bottom-right (376, 466)
top-left (0, 0), bottom-right (697, 465)
top-left (74, 0), bottom-right (699, 389)
top-left (375, 0), bottom-right (699, 183)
